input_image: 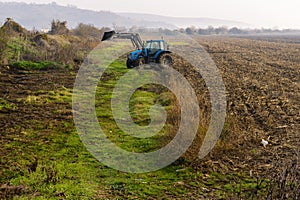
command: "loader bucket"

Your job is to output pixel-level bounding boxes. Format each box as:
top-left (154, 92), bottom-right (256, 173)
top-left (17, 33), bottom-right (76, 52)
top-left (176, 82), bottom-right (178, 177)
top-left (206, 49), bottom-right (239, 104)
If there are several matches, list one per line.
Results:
top-left (101, 31), bottom-right (116, 41)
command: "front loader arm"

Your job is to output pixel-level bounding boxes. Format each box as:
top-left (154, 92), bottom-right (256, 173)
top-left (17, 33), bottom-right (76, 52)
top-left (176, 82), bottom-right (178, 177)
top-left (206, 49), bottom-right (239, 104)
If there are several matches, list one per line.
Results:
top-left (101, 31), bottom-right (144, 49)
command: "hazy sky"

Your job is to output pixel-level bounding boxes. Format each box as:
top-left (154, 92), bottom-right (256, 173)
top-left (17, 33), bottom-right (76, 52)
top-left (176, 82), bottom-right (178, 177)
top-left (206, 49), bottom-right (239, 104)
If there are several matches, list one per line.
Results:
top-left (2, 0), bottom-right (300, 28)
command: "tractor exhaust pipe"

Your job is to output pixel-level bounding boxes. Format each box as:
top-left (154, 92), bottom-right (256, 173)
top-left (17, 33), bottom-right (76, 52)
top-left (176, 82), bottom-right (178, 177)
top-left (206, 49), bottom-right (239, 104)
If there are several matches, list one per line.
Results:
top-left (101, 31), bottom-right (116, 41)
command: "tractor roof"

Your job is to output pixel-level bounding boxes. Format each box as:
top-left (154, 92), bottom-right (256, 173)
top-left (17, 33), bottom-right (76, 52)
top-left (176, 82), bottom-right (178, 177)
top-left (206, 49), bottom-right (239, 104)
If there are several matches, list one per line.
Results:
top-left (146, 40), bottom-right (165, 42)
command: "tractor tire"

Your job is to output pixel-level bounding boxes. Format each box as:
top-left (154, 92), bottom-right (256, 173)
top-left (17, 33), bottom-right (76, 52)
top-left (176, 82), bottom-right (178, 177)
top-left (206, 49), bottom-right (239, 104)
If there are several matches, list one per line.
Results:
top-left (158, 53), bottom-right (173, 66)
top-left (126, 59), bottom-right (135, 69)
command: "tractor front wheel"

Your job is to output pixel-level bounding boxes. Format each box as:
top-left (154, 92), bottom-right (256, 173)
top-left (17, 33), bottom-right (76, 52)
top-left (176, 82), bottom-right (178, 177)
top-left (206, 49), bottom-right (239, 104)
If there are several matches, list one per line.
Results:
top-left (126, 59), bottom-right (134, 68)
top-left (158, 53), bottom-right (173, 66)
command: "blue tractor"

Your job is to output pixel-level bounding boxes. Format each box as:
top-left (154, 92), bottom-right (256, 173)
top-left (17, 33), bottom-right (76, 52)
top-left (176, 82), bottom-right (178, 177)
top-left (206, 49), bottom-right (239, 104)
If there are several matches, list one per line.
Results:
top-left (102, 31), bottom-right (173, 68)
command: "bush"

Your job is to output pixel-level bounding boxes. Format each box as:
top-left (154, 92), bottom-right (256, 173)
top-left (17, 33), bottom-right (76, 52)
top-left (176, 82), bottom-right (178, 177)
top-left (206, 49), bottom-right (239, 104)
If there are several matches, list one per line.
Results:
top-left (49, 20), bottom-right (69, 35)
top-left (72, 23), bottom-right (103, 38)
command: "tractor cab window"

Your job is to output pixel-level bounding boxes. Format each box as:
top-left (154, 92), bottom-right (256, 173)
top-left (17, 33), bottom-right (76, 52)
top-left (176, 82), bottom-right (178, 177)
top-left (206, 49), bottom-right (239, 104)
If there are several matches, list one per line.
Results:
top-left (146, 41), bottom-right (161, 50)
top-left (153, 42), bottom-right (160, 49)
top-left (146, 41), bottom-right (162, 55)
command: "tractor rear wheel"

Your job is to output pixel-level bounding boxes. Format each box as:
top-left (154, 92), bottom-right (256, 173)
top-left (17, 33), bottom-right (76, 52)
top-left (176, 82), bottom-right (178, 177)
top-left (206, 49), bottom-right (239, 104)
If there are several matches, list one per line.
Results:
top-left (158, 53), bottom-right (173, 66)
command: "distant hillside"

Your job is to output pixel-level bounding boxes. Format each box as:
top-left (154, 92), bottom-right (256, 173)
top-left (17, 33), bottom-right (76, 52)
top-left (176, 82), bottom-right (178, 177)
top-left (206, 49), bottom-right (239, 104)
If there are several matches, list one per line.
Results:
top-left (0, 2), bottom-right (250, 30)
top-left (119, 13), bottom-right (251, 28)
top-left (0, 2), bottom-right (176, 30)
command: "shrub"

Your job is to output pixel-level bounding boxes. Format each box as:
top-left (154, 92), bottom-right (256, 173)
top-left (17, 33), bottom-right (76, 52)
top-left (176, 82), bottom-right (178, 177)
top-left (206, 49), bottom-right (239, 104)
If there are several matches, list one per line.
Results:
top-left (49, 20), bottom-right (69, 35)
top-left (72, 23), bottom-right (103, 38)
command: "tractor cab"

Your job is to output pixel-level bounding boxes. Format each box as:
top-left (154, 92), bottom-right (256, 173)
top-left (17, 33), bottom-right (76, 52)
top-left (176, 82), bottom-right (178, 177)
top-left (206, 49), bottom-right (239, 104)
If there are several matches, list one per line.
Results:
top-left (145, 40), bottom-right (169, 55)
top-left (142, 40), bottom-right (170, 63)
